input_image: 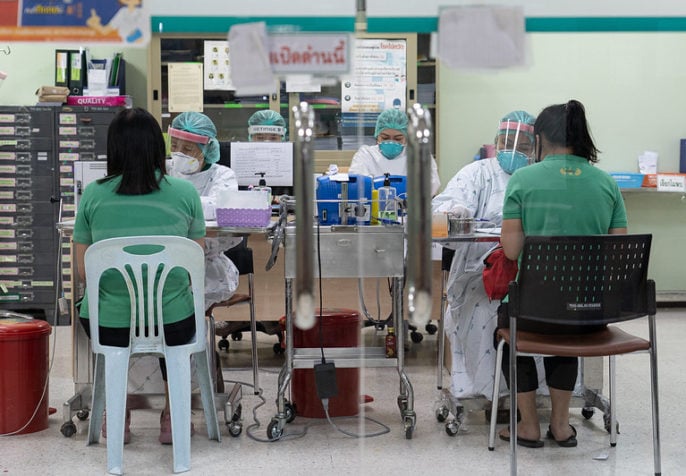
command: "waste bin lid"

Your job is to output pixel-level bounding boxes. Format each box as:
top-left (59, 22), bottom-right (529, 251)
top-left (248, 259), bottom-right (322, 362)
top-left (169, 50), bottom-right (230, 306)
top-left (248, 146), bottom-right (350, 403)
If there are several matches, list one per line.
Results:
top-left (0, 311), bottom-right (51, 338)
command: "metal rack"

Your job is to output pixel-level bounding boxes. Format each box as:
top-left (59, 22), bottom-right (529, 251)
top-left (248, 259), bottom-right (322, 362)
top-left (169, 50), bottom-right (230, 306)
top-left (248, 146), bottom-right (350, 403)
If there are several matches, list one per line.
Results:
top-left (268, 223), bottom-right (417, 438)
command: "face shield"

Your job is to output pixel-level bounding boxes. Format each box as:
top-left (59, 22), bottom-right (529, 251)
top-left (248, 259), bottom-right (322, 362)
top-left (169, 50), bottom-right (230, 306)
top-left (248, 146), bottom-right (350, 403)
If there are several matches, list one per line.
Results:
top-left (495, 121), bottom-right (535, 174)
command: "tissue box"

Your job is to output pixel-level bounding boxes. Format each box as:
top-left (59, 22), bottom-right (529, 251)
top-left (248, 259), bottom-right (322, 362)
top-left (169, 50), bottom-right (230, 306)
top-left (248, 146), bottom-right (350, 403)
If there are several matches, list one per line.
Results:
top-left (215, 189), bottom-right (271, 227)
top-left (216, 207), bottom-right (271, 227)
top-left (610, 172), bottom-right (644, 189)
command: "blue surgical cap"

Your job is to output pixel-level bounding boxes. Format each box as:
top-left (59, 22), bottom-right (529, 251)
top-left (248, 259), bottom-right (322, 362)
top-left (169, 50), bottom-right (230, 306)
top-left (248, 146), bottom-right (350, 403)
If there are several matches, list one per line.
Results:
top-left (374, 109), bottom-right (408, 138)
top-left (171, 111), bottom-right (220, 164)
top-left (498, 110), bottom-right (536, 139)
top-left (248, 110), bottom-right (287, 141)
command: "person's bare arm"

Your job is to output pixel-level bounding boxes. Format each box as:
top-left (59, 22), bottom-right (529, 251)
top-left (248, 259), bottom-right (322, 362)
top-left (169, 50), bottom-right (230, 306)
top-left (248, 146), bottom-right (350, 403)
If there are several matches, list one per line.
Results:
top-left (501, 218), bottom-right (524, 260)
top-left (75, 242), bottom-right (88, 282)
top-left (609, 227), bottom-right (627, 235)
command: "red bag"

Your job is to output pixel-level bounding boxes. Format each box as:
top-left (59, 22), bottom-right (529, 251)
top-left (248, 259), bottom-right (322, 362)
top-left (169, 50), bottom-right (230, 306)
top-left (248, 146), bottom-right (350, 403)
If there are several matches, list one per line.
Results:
top-left (482, 244), bottom-right (518, 300)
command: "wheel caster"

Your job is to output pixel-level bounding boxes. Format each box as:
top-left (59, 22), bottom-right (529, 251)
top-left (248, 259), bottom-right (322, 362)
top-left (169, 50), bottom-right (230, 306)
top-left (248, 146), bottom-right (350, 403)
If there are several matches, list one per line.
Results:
top-left (232, 403), bottom-right (242, 422)
top-left (404, 423), bottom-right (414, 439)
top-left (581, 407), bottom-right (594, 420)
top-left (231, 332), bottom-right (242, 341)
top-left (228, 421), bottom-right (242, 437)
top-left (273, 343), bottom-right (285, 354)
top-left (76, 410), bottom-right (90, 421)
top-left (267, 419), bottom-right (283, 440)
top-left (218, 338), bottom-right (229, 351)
top-left (435, 406), bottom-right (449, 423)
top-left (410, 331), bottom-right (423, 343)
top-left (425, 323), bottom-right (438, 335)
top-left (60, 421), bottom-right (77, 437)
top-left (445, 420), bottom-right (459, 436)
top-left (284, 401), bottom-right (296, 423)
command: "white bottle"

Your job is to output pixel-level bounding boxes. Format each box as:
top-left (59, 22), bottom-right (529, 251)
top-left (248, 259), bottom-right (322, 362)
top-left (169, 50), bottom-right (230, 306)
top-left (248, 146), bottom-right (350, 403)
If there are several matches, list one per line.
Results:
top-left (253, 172), bottom-right (272, 205)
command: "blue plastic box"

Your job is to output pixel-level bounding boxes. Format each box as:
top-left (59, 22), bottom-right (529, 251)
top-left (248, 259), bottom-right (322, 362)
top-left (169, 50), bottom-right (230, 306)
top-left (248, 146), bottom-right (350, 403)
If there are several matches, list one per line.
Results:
top-left (610, 172), bottom-right (644, 188)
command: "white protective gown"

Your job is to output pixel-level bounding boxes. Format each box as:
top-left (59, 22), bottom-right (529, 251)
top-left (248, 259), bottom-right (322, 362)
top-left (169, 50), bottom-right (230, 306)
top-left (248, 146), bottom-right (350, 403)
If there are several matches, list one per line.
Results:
top-left (169, 163), bottom-right (242, 309)
top-left (432, 158), bottom-right (547, 399)
top-left (349, 144), bottom-right (441, 196)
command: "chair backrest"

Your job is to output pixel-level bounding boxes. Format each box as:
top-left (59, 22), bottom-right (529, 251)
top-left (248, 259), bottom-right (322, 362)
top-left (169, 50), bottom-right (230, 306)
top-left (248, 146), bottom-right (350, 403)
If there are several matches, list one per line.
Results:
top-left (512, 234), bottom-right (653, 326)
top-left (84, 236), bottom-right (207, 355)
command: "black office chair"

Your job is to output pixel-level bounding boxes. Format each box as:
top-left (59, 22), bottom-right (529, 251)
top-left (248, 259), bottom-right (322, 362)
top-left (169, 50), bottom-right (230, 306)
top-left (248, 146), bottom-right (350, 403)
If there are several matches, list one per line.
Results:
top-left (487, 234), bottom-right (660, 476)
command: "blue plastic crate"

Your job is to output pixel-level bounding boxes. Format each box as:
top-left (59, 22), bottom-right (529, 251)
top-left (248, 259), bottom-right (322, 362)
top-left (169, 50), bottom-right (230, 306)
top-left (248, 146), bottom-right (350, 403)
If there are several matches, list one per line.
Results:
top-left (610, 172), bottom-right (644, 188)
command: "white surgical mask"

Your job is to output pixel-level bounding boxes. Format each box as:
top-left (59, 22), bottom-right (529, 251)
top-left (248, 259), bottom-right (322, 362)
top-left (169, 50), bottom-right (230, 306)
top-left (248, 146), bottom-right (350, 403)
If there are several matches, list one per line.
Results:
top-left (172, 151), bottom-right (201, 175)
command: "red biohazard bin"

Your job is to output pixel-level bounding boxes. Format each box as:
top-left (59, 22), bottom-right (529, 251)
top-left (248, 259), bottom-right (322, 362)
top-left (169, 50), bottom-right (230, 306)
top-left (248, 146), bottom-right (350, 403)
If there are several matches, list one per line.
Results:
top-left (0, 312), bottom-right (52, 435)
top-left (291, 309), bottom-right (360, 418)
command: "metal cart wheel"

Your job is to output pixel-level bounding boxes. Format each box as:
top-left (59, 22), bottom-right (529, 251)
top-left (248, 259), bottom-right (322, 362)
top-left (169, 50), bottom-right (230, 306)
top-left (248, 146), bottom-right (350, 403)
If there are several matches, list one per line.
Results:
top-left (231, 332), bottom-right (242, 341)
top-left (218, 338), bottom-right (230, 351)
top-left (410, 331), bottom-right (423, 343)
top-left (284, 401), bottom-right (296, 423)
top-left (76, 409), bottom-right (89, 421)
top-left (228, 421), bottom-right (242, 437)
top-left (425, 323), bottom-right (438, 335)
top-left (581, 407), bottom-right (594, 419)
top-left (445, 419), bottom-right (460, 436)
top-left (267, 419), bottom-right (283, 440)
top-left (60, 421), bottom-right (77, 437)
top-left (435, 406), bottom-right (449, 423)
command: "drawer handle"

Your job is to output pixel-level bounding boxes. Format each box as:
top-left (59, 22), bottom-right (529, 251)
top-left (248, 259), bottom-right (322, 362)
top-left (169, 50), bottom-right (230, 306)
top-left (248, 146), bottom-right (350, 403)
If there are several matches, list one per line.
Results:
top-left (336, 239), bottom-right (352, 247)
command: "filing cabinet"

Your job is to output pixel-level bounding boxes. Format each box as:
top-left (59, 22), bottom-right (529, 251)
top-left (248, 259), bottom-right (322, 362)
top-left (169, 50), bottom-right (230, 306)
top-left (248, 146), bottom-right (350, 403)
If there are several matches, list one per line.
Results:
top-left (0, 105), bottom-right (120, 324)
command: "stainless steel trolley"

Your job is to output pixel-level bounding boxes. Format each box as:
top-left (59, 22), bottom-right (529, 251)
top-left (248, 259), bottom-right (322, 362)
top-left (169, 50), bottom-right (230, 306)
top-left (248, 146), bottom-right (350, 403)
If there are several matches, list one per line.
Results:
top-left (268, 223), bottom-right (418, 438)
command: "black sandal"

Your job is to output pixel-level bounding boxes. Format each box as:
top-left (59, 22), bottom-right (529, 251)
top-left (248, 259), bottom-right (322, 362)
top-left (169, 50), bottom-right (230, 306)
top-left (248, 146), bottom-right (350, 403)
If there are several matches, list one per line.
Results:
top-left (546, 425), bottom-right (577, 447)
top-left (499, 426), bottom-right (544, 448)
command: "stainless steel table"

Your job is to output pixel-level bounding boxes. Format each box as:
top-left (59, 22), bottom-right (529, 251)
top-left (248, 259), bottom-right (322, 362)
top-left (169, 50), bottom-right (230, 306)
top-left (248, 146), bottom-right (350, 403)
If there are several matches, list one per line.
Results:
top-left (268, 224), bottom-right (418, 438)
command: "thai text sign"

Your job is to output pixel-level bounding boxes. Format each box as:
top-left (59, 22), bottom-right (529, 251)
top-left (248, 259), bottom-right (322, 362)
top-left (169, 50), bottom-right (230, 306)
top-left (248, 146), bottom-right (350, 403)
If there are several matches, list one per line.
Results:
top-left (269, 34), bottom-right (349, 74)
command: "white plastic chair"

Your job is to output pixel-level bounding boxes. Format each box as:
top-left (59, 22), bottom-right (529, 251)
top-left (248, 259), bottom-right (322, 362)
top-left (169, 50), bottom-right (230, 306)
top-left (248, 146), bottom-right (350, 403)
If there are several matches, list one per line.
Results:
top-left (84, 236), bottom-right (221, 475)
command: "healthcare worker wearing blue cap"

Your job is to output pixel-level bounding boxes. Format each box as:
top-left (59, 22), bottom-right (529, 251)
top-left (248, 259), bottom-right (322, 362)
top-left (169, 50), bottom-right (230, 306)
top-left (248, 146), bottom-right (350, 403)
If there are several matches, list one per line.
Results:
top-left (248, 110), bottom-right (287, 142)
top-left (431, 110), bottom-right (543, 403)
top-left (168, 111), bottom-right (240, 309)
top-left (349, 108), bottom-right (441, 196)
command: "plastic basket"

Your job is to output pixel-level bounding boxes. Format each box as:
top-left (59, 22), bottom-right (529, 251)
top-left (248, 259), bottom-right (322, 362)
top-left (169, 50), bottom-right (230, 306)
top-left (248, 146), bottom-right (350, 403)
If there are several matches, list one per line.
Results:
top-left (216, 208), bottom-right (271, 227)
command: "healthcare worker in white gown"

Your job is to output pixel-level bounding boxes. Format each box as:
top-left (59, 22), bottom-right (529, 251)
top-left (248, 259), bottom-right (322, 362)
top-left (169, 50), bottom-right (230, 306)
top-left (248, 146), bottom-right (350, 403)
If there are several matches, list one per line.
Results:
top-left (349, 108), bottom-right (441, 196)
top-left (431, 110), bottom-right (544, 402)
top-left (167, 111), bottom-right (241, 309)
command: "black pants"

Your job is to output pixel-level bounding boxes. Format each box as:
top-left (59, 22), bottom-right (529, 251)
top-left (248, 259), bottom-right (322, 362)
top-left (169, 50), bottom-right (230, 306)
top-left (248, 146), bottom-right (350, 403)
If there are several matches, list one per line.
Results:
top-left (496, 303), bottom-right (604, 393)
top-left (80, 316), bottom-right (196, 381)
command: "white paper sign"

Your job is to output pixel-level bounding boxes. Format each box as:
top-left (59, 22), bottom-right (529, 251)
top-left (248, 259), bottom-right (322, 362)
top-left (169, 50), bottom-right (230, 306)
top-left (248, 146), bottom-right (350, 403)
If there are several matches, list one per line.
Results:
top-left (230, 142), bottom-right (294, 187)
top-left (168, 63), bottom-right (203, 112)
top-left (204, 40), bottom-right (234, 91)
top-left (656, 174), bottom-right (686, 192)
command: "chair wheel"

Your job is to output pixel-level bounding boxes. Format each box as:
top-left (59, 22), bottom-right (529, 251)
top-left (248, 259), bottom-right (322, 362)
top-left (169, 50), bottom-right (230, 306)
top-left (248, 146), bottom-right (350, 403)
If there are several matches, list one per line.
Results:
top-left (231, 332), bottom-right (242, 341)
top-left (60, 422), bottom-right (77, 437)
top-left (218, 338), bottom-right (229, 351)
top-left (410, 331), bottom-right (423, 343)
top-left (76, 410), bottom-right (90, 421)
top-left (581, 407), bottom-right (594, 419)
top-left (425, 323), bottom-right (438, 335)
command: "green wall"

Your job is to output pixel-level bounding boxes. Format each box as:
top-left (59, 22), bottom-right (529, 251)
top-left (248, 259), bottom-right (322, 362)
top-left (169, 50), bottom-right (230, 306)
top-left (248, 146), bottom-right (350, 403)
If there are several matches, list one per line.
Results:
top-left (0, 44), bottom-right (149, 107)
top-left (438, 32), bottom-right (686, 292)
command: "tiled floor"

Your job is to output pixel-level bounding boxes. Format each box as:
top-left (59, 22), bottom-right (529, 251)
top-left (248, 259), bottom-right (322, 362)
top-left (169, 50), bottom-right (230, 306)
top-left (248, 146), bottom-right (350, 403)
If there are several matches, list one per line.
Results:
top-left (2, 309), bottom-right (683, 475)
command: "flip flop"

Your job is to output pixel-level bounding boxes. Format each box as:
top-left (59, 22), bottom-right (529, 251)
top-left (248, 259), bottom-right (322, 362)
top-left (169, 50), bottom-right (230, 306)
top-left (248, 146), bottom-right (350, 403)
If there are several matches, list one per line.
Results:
top-left (546, 424), bottom-right (578, 447)
top-left (499, 426), bottom-right (544, 448)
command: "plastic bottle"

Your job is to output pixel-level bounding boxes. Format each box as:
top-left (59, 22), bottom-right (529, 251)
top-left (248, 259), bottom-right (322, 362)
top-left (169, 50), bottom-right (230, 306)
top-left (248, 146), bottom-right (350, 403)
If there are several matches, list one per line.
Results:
top-left (377, 173), bottom-right (397, 223)
top-left (371, 189), bottom-right (379, 225)
top-left (253, 172), bottom-right (272, 205)
top-left (385, 326), bottom-right (397, 358)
